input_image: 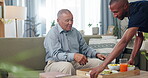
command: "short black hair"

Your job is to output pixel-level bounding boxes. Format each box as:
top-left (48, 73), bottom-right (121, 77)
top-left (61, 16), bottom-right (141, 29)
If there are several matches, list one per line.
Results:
top-left (109, 0), bottom-right (128, 5)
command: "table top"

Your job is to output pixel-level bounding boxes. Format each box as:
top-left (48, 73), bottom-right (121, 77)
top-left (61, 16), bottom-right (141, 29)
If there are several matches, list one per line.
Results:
top-left (65, 70), bottom-right (148, 78)
top-left (9, 70), bottom-right (148, 78)
top-left (126, 71), bottom-right (148, 78)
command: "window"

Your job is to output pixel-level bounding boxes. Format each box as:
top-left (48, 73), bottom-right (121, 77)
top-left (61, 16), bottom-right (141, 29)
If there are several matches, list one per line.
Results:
top-left (45, 0), bottom-right (101, 35)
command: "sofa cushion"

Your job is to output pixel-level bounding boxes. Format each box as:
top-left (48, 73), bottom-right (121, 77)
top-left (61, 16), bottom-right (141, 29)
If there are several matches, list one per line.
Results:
top-left (89, 36), bottom-right (117, 62)
top-left (89, 37), bottom-right (117, 55)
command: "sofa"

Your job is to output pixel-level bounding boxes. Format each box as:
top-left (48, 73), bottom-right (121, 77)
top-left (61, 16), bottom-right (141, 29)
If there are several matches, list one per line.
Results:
top-left (0, 35), bottom-right (147, 77)
top-left (0, 35), bottom-right (102, 72)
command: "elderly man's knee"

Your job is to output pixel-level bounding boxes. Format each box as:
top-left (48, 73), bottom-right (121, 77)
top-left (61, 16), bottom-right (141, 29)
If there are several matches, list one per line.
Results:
top-left (59, 62), bottom-right (76, 75)
top-left (62, 62), bottom-right (74, 70)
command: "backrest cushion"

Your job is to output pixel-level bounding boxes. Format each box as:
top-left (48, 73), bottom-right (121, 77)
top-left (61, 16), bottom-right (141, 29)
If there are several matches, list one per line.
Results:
top-left (89, 37), bottom-right (117, 55)
top-left (89, 36), bottom-right (117, 62)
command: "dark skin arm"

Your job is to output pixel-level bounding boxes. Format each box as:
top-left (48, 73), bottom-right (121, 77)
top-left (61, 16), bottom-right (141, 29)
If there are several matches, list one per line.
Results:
top-left (128, 32), bottom-right (144, 65)
top-left (90, 27), bottom-right (139, 78)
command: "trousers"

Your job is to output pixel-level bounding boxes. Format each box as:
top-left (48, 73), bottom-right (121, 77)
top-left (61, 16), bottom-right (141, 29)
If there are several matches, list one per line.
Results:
top-left (44, 58), bottom-right (103, 75)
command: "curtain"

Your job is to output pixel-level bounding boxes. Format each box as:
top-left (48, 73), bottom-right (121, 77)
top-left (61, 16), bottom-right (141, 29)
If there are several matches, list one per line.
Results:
top-left (23, 0), bottom-right (46, 37)
top-left (100, 0), bottom-right (121, 38)
top-left (100, 0), bottom-right (117, 35)
top-left (5, 0), bottom-right (16, 5)
top-left (23, 0), bottom-right (36, 37)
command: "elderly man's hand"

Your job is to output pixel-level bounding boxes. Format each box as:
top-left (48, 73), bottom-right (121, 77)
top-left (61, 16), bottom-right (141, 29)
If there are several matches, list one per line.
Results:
top-left (74, 53), bottom-right (88, 65)
top-left (90, 65), bottom-right (105, 78)
top-left (96, 53), bottom-right (106, 60)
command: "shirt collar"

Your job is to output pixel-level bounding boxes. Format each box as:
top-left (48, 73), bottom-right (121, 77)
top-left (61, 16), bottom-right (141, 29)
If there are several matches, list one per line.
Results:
top-left (57, 24), bottom-right (73, 34)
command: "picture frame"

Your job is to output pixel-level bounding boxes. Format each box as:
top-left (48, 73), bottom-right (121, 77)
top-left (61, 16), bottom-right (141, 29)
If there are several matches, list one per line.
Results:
top-left (107, 26), bottom-right (115, 35)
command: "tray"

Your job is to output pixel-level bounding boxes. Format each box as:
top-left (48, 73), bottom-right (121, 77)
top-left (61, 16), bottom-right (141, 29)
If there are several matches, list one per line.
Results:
top-left (76, 68), bottom-right (140, 78)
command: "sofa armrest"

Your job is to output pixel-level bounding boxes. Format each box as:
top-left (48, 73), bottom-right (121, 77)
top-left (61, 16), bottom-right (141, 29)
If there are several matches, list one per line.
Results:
top-left (83, 35), bottom-right (101, 45)
top-left (140, 50), bottom-right (148, 71)
top-left (141, 40), bottom-right (148, 51)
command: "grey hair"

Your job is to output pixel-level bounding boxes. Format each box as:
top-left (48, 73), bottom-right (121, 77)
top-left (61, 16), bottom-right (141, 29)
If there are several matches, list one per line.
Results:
top-left (109, 0), bottom-right (128, 5)
top-left (57, 9), bottom-right (72, 19)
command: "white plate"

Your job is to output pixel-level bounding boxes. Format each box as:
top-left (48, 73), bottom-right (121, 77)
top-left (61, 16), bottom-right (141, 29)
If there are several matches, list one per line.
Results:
top-left (112, 70), bottom-right (119, 74)
top-left (100, 69), bottom-right (119, 75)
top-left (86, 69), bottom-right (119, 76)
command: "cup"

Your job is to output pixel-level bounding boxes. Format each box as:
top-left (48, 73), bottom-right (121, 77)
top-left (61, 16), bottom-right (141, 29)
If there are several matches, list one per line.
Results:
top-left (119, 58), bottom-right (128, 72)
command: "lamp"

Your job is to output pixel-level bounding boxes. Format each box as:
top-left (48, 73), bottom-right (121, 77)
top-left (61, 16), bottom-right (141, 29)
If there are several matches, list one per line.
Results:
top-left (5, 6), bottom-right (27, 37)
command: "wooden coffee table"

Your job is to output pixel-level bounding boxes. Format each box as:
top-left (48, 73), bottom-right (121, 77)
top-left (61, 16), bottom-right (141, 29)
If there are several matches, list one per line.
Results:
top-left (64, 70), bottom-right (148, 78)
top-left (126, 70), bottom-right (148, 78)
top-left (8, 70), bottom-right (148, 78)
top-left (35, 70), bottom-right (148, 78)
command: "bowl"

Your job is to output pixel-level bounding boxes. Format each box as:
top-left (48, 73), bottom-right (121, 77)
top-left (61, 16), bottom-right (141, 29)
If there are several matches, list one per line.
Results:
top-left (127, 65), bottom-right (135, 71)
top-left (108, 64), bottom-right (120, 70)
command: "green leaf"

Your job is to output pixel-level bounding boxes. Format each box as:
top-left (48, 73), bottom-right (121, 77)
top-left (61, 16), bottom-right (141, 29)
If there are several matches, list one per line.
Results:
top-left (141, 51), bottom-right (148, 60)
top-left (141, 51), bottom-right (146, 55)
top-left (0, 63), bottom-right (39, 78)
top-left (51, 20), bottom-right (55, 26)
top-left (144, 33), bottom-right (148, 40)
top-left (88, 23), bottom-right (92, 27)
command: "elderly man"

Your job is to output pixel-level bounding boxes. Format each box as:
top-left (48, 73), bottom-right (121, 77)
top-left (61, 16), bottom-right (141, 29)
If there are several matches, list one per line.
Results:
top-left (44, 9), bottom-right (106, 75)
top-left (90, 0), bottom-right (148, 78)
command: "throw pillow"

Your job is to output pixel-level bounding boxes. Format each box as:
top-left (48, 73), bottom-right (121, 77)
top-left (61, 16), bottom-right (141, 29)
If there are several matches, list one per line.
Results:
top-left (89, 37), bottom-right (117, 62)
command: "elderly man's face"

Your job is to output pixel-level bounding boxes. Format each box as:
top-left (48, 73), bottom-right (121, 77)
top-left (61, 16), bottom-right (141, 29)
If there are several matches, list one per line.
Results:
top-left (109, 2), bottom-right (127, 20)
top-left (57, 13), bottom-right (73, 31)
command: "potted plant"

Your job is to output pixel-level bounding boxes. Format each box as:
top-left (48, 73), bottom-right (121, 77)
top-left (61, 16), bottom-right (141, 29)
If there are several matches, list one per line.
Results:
top-left (25, 16), bottom-right (41, 37)
top-left (51, 20), bottom-right (55, 28)
top-left (141, 33), bottom-right (148, 60)
top-left (88, 23), bottom-right (92, 27)
top-left (88, 23), bottom-right (99, 35)
top-left (92, 24), bottom-right (99, 35)
top-left (113, 26), bottom-right (119, 36)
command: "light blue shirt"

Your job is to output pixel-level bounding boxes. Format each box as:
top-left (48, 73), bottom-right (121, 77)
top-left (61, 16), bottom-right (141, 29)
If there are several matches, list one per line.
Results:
top-left (44, 24), bottom-right (98, 62)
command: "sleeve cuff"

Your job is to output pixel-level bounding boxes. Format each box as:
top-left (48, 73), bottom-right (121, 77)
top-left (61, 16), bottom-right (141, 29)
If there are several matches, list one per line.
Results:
top-left (92, 51), bottom-right (99, 58)
top-left (67, 53), bottom-right (75, 61)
